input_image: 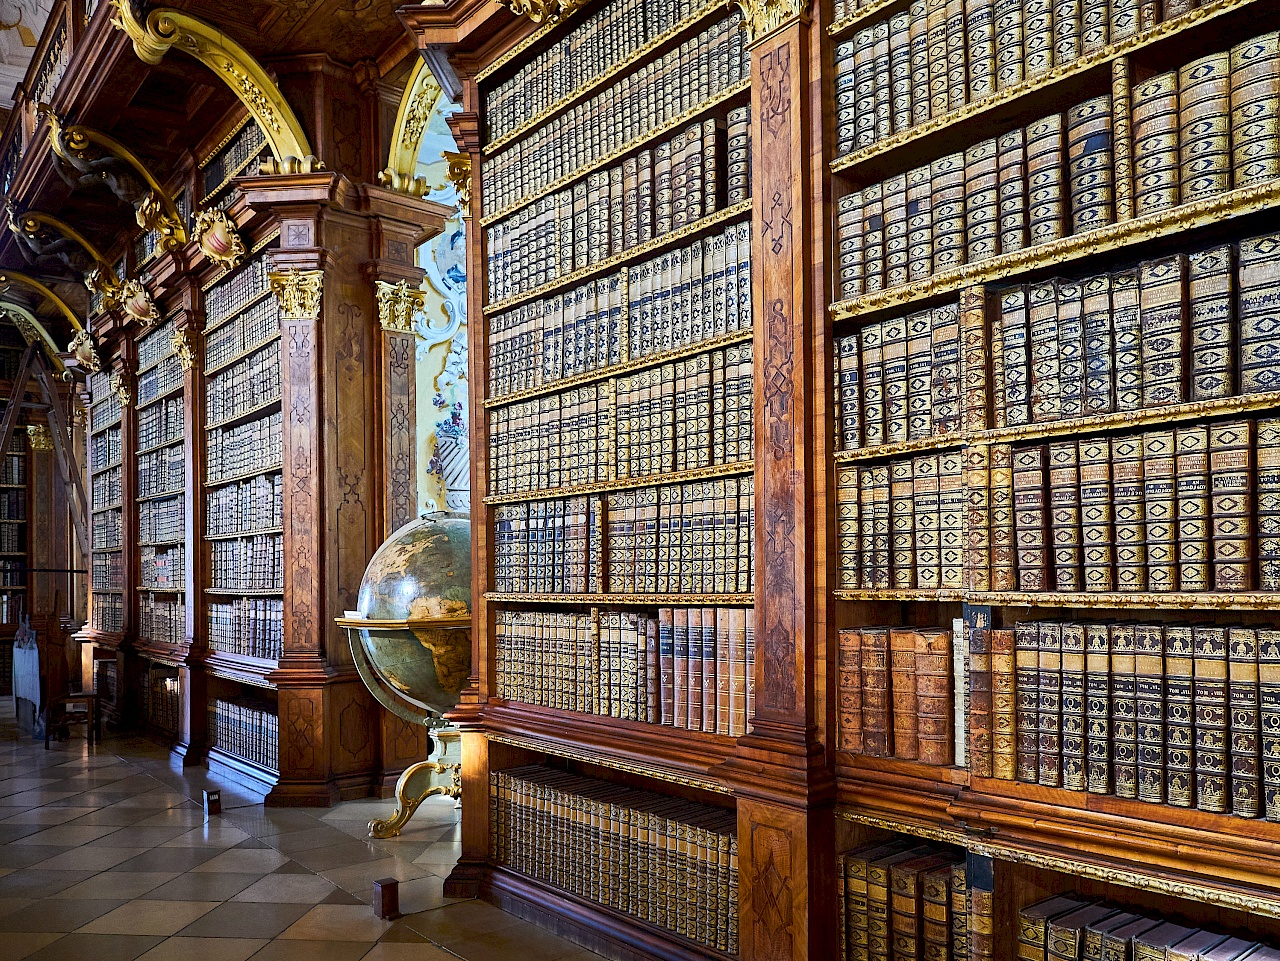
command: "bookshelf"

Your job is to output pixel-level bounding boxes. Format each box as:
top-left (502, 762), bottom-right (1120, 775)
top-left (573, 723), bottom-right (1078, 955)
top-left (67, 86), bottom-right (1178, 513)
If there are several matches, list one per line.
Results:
top-left (200, 240), bottom-right (284, 785)
top-left (87, 363), bottom-right (127, 724)
top-left (409, 0), bottom-right (1280, 955)
top-left (0, 429), bottom-right (28, 629)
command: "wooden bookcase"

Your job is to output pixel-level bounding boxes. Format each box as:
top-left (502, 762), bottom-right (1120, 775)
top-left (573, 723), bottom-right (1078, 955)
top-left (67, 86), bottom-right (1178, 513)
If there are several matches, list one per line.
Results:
top-left (408, 0), bottom-right (1280, 957)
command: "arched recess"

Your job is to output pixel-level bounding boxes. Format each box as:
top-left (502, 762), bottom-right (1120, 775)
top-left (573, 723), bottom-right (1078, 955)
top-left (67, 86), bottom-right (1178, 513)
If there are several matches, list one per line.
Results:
top-left (0, 270), bottom-right (86, 333)
top-left (379, 58), bottom-right (444, 197)
top-left (108, 0), bottom-right (317, 166)
top-left (0, 302), bottom-right (71, 378)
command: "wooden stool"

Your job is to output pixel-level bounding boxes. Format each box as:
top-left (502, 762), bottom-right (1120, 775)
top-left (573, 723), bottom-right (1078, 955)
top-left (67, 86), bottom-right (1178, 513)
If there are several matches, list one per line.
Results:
top-left (45, 691), bottom-right (99, 749)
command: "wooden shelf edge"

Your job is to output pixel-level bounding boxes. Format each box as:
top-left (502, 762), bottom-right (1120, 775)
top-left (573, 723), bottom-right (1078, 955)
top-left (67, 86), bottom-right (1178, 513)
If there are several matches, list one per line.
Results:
top-left (483, 703), bottom-right (735, 796)
top-left (833, 589), bottom-right (1280, 610)
top-left (205, 396), bottom-right (281, 433)
top-left (830, 178), bottom-right (1280, 322)
top-left (485, 592), bottom-right (754, 606)
top-left (829, 0), bottom-right (1257, 176)
top-left (485, 460), bottom-right (753, 505)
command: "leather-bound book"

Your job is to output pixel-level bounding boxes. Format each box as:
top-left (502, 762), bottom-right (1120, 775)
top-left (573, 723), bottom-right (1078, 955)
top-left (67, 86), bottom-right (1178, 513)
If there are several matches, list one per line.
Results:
top-left (851, 26), bottom-right (876, 152)
top-left (1197, 939), bottom-right (1259, 961)
top-left (1209, 420), bottom-right (1255, 591)
top-left (1059, 622), bottom-right (1087, 791)
top-left (872, 466), bottom-right (892, 589)
top-left (907, 310), bottom-right (935, 440)
top-left (1067, 94), bottom-right (1115, 234)
top-left (1237, 233), bottom-right (1280, 395)
top-left (1082, 274), bottom-right (1114, 415)
top-left (838, 468), bottom-right (861, 589)
top-left (991, 444), bottom-right (1017, 590)
top-left (1083, 913), bottom-right (1140, 961)
top-left (1026, 113), bottom-right (1067, 246)
top-left (907, 165), bottom-right (934, 283)
top-left (1015, 622), bottom-right (1041, 781)
top-left (1029, 280), bottom-right (1061, 423)
top-left (1167, 932), bottom-right (1231, 961)
top-left (950, 862), bottom-right (969, 961)
top-left (1259, 419), bottom-right (1280, 590)
top-left (1134, 623), bottom-right (1167, 804)
top-left (869, 847), bottom-right (932, 961)
top-left (1037, 622), bottom-right (1064, 787)
top-left (966, 447), bottom-right (992, 592)
top-left (1230, 32), bottom-right (1280, 188)
top-left (844, 840), bottom-right (914, 961)
top-left (1049, 442), bottom-right (1083, 592)
top-left (1110, 624), bottom-right (1140, 799)
top-left (891, 852), bottom-right (954, 961)
top-left (1132, 71), bottom-right (1180, 217)
top-left (1179, 52), bottom-right (1232, 203)
top-left (1261, 628), bottom-right (1280, 820)
top-left (873, 20), bottom-right (893, 143)
top-left (1135, 924), bottom-right (1199, 961)
top-left (1019, 896), bottom-right (1091, 961)
top-left (1057, 279), bottom-right (1086, 419)
top-left (884, 173), bottom-right (910, 289)
top-left (1001, 285), bottom-right (1031, 427)
top-left (890, 12), bottom-right (913, 136)
top-left (838, 628), bottom-right (864, 753)
top-left (837, 334), bottom-right (862, 452)
top-left (936, 301), bottom-right (965, 438)
top-left (998, 128), bottom-right (1029, 253)
top-left (884, 315), bottom-right (910, 444)
top-left (1228, 626), bottom-right (1262, 817)
top-left (1164, 625), bottom-right (1196, 807)
top-left (970, 625), bottom-right (994, 776)
top-left (940, 450), bottom-right (966, 588)
top-left (1175, 426), bottom-right (1211, 591)
top-left (891, 627), bottom-right (922, 760)
top-left (891, 458), bottom-right (917, 589)
top-left (967, 0), bottom-right (997, 100)
top-left (933, 154), bottom-right (966, 274)
top-left (1052, 0), bottom-right (1081, 66)
top-left (966, 138), bottom-right (1001, 265)
top-left (1111, 270), bottom-right (1143, 413)
top-left (862, 322), bottom-right (886, 447)
top-left (838, 193), bottom-right (866, 303)
top-left (968, 860), bottom-right (996, 961)
top-left (918, 629), bottom-right (954, 765)
top-left (1139, 255), bottom-right (1188, 408)
top-left (1187, 245), bottom-right (1235, 401)
top-left (1085, 624), bottom-right (1112, 793)
top-left (863, 627), bottom-right (893, 757)
top-left (1049, 904), bottom-right (1117, 961)
top-left (1014, 445), bottom-right (1052, 591)
top-left (1081, 0), bottom-right (1108, 55)
top-left (915, 455), bottom-right (942, 591)
top-left (1193, 625), bottom-right (1229, 812)
top-left (945, 0), bottom-right (967, 112)
top-left (922, 864), bottom-right (954, 961)
top-left (992, 628), bottom-right (1018, 779)
top-left (993, 0), bottom-right (1025, 89)
top-left (1022, 0), bottom-right (1054, 81)
top-left (1109, 0), bottom-right (1139, 42)
top-left (1112, 435), bottom-right (1147, 592)
top-left (1100, 917), bottom-right (1161, 961)
top-left (1079, 438), bottom-right (1114, 592)
top-left (861, 183), bottom-right (886, 294)
top-left (910, 1), bottom-right (932, 127)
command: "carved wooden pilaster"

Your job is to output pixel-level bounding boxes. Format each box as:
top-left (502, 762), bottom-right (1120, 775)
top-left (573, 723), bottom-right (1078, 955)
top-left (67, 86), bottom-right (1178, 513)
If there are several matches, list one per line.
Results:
top-left (177, 306), bottom-right (207, 764)
top-left (375, 280), bottom-right (424, 537)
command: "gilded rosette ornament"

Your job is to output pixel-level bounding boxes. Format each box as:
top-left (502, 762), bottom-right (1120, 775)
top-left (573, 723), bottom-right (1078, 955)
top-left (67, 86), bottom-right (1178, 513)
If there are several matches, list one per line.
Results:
top-left (68, 329), bottom-right (102, 373)
top-left (120, 279), bottom-right (161, 328)
top-left (25, 424), bottom-right (54, 452)
top-left (192, 209), bottom-right (245, 270)
top-left (734, 0), bottom-right (809, 41)
top-left (443, 151), bottom-right (472, 220)
top-left (497, 0), bottom-right (590, 24)
top-left (172, 326), bottom-right (197, 372)
top-left (375, 280), bottom-right (426, 334)
top-left (269, 269), bottom-right (324, 321)
top-left (109, 369), bottom-right (131, 407)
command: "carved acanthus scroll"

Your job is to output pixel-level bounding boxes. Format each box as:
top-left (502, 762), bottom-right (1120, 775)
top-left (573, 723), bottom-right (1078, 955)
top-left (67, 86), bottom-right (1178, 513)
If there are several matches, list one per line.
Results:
top-left (375, 280), bottom-right (426, 334)
top-left (269, 269), bottom-right (324, 321)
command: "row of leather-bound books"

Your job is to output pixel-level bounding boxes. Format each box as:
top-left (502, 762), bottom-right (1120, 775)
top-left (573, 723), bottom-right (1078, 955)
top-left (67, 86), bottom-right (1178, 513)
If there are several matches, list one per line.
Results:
top-left (486, 342), bottom-right (753, 496)
top-left (137, 395), bottom-right (183, 452)
top-left (488, 766), bottom-right (738, 953)
top-left (833, 0), bottom-right (1239, 156)
top-left (203, 340), bottom-right (279, 427)
top-left (203, 294), bottom-right (279, 375)
top-left (836, 626), bottom-right (961, 765)
top-left (209, 697), bottom-right (278, 771)
top-left (138, 595), bottom-right (185, 648)
top-left (484, 109), bottom-right (751, 304)
top-left (91, 468), bottom-right (121, 510)
top-left (835, 32), bottom-right (1280, 301)
top-left (1019, 894), bottom-right (1280, 961)
top-left (834, 229), bottom-right (1280, 454)
top-left (207, 534), bottom-right (282, 593)
top-left (837, 841), bottom-right (975, 961)
top-left (205, 473), bottom-right (283, 538)
top-left (138, 496), bottom-right (182, 546)
top-left (486, 222), bottom-right (753, 400)
top-left (969, 618), bottom-right (1280, 819)
top-left (139, 544), bottom-right (184, 592)
top-left (207, 597), bottom-right (283, 662)
top-left (491, 476), bottom-right (755, 595)
top-left (493, 606), bottom-right (754, 736)
top-left (480, 11), bottom-right (747, 218)
top-left (91, 593), bottom-right (122, 634)
top-left (483, 0), bottom-right (710, 143)
top-left (205, 411), bottom-right (281, 485)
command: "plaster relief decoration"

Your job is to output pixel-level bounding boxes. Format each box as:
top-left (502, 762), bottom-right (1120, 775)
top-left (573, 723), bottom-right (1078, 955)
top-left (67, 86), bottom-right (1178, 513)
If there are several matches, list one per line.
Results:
top-left (0, 0), bottom-right (52, 110)
top-left (378, 58), bottom-right (440, 198)
top-left (413, 96), bottom-right (469, 515)
top-left (733, 0), bottom-right (809, 42)
top-left (192, 208), bottom-right (245, 270)
top-left (268, 268), bottom-right (324, 321)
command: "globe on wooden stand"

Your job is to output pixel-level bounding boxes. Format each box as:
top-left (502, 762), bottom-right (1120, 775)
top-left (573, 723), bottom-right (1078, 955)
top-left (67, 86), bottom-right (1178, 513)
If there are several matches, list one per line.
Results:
top-left (336, 511), bottom-right (472, 838)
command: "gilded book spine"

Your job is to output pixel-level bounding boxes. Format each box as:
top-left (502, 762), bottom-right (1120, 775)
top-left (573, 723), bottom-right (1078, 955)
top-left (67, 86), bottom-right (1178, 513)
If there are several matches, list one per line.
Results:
top-left (1237, 233), bottom-right (1280, 395)
top-left (1229, 32), bottom-right (1280, 189)
top-left (915, 455), bottom-right (943, 590)
top-left (1037, 622), bottom-right (1063, 788)
top-left (839, 629), bottom-right (864, 754)
top-left (993, 0), bottom-right (1024, 89)
top-left (838, 467), bottom-right (861, 590)
top-left (1131, 71), bottom-right (1180, 218)
top-left (891, 628), bottom-right (922, 761)
top-left (992, 628), bottom-right (1018, 779)
top-left (891, 459), bottom-right (917, 589)
top-left (1048, 441), bottom-right (1083, 592)
top-left (933, 154), bottom-right (966, 275)
top-left (1025, 113), bottom-right (1066, 247)
top-left (1112, 436), bottom-right (1147, 592)
top-left (970, 624), bottom-right (994, 777)
top-left (1112, 57), bottom-right (1134, 220)
top-left (1000, 286), bottom-right (1031, 427)
top-left (1176, 425), bottom-right (1211, 591)
top-left (1143, 430), bottom-right (1178, 592)
top-left (1261, 630), bottom-right (1280, 820)
top-left (997, 129), bottom-right (1029, 255)
top-left (1193, 626), bottom-right (1229, 813)
top-left (1013, 445), bottom-right (1051, 591)
top-left (961, 287), bottom-right (989, 432)
top-left (1110, 624), bottom-right (1139, 799)
top-left (1134, 624), bottom-right (1166, 805)
top-left (1057, 279), bottom-right (1086, 420)
top-left (965, 445), bottom-right (993, 592)
top-left (1138, 255), bottom-right (1188, 409)
top-left (1179, 52), bottom-right (1232, 204)
top-left (1066, 94), bottom-right (1115, 234)
top-left (1111, 270), bottom-right (1143, 412)
top-left (1164, 626), bottom-right (1195, 808)
top-left (864, 627), bottom-right (893, 757)
top-left (1085, 624), bottom-right (1111, 794)
top-left (990, 444), bottom-right (1016, 590)
top-left (1060, 622), bottom-right (1087, 791)
top-left (1209, 420), bottom-right (1254, 591)
top-left (1015, 622), bottom-right (1041, 782)
top-left (967, 0), bottom-right (997, 100)
top-left (965, 138), bottom-right (1001, 264)
top-left (1079, 438), bottom-right (1114, 592)
top-left (917, 629), bottom-right (954, 765)
top-left (1028, 281), bottom-right (1061, 423)
top-left (940, 451), bottom-right (966, 589)
top-left (1259, 419), bottom-right (1280, 590)
top-left (1082, 274), bottom-right (1114, 415)
top-left (1229, 626), bottom-right (1262, 817)
top-left (1187, 245), bottom-right (1235, 401)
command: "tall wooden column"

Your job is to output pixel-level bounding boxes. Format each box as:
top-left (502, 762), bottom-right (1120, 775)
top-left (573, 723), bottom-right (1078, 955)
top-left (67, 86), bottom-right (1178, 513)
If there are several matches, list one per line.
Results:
top-left (374, 284), bottom-right (422, 538)
top-left (175, 309), bottom-right (207, 764)
top-left (719, 4), bottom-right (837, 960)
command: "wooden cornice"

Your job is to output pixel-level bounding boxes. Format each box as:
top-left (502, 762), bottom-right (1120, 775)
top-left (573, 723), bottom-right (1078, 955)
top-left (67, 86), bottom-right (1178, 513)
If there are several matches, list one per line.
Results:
top-left (397, 0), bottom-right (513, 47)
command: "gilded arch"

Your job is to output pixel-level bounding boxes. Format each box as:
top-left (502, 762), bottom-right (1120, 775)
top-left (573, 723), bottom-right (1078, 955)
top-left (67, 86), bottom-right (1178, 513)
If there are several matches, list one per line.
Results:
top-left (0, 301), bottom-right (73, 378)
top-left (108, 0), bottom-right (318, 168)
top-left (378, 58), bottom-right (444, 198)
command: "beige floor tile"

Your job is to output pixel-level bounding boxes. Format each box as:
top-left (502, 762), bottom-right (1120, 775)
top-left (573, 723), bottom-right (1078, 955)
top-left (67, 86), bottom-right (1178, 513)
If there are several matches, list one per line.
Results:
top-left (134, 809), bottom-right (210, 829)
top-left (0, 932), bottom-right (63, 961)
top-left (275, 903), bottom-right (393, 941)
top-left (53, 871), bottom-right (179, 900)
top-left (446, 919), bottom-right (581, 961)
top-left (10, 823), bottom-right (122, 846)
top-left (31, 845), bottom-right (149, 871)
top-left (161, 825), bottom-right (250, 848)
top-left (360, 944), bottom-right (458, 961)
top-left (319, 856), bottom-right (432, 898)
top-left (400, 899), bottom-right (523, 945)
top-left (191, 848), bottom-right (290, 874)
top-left (231, 873), bottom-right (338, 904)
top-left (80, 900), bottom-right (221, 936)
top-left (177, 901), bottom-right (312, 939)
top-left (135, 937), bottom-right (269, 961)
top-left (144, 871), bottom-right (266, 901)
top-left (243, 942), bottom-right (373, 961)
top-left (395, 874), bottom-right (468, 914)
top-left (1, 806), bottom-right (99, 825)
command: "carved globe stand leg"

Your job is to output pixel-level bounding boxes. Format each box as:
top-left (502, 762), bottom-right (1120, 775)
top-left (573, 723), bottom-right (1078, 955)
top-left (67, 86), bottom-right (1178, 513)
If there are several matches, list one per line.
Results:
top-left (368, 758), bottom-right (462, 839)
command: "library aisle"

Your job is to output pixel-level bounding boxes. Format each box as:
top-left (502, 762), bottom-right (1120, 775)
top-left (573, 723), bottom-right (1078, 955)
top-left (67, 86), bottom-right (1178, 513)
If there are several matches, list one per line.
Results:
top-left (0, 709), bottom-right (602, 961)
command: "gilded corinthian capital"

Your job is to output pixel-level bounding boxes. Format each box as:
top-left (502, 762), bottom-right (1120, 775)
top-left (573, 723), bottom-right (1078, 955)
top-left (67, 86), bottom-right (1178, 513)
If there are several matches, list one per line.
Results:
top-left (269, 269), bottom-right (324, 321)
top-left (375, 281), bottom-right (426, 334)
